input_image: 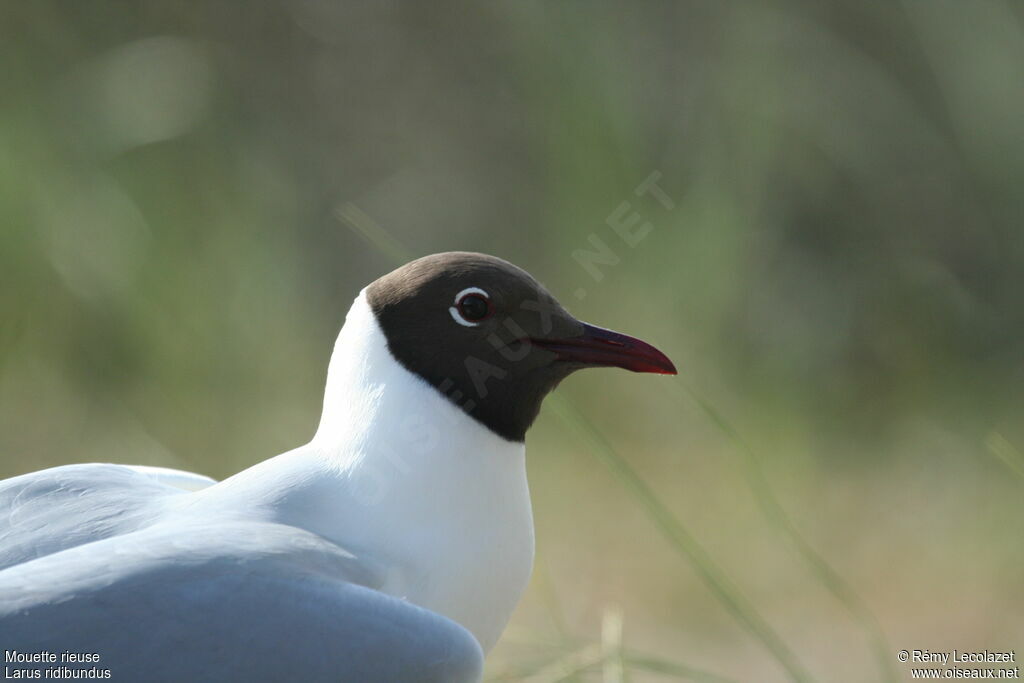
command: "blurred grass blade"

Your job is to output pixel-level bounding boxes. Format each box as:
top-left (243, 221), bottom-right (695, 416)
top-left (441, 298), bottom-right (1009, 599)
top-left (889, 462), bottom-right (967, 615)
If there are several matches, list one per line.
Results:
top-left (519, 644), bottom-right (604, 683)
top-left (601, 605), bottom-right (625, 683)
top-left (985, 432), bottom-right (1024, 479)
top-left (334, 202), bottom-right (415, 265)
top-left (670, 382), bottom-right (897, 683)
top-left (549, 395), bottom-right (814, 683)
top-left (620, 651), bottom-right (740, 682)
top-left (489, 637), bottom-right (737, 683)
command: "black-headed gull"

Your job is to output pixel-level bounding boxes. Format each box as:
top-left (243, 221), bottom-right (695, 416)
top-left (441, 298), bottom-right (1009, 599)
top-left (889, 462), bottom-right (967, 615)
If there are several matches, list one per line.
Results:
top-left (0, 252), bottom-right (675, 682)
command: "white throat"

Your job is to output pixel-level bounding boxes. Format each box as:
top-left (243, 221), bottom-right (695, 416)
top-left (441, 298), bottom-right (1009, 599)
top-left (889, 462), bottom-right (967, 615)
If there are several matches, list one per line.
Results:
top-left (217, 292), bottom-right (534, 652)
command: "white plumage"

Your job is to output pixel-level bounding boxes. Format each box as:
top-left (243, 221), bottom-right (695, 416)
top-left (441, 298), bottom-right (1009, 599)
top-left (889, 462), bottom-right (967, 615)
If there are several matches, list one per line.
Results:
top-left (0, 291), bottom-right (536, 682)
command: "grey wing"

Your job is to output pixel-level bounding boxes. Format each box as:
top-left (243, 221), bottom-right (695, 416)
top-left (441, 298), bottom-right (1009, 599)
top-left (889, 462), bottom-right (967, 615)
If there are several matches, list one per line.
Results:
top-left (0, 463), bottom-right (189, 570)
top-left (0, 520), bottom-right (483, 683)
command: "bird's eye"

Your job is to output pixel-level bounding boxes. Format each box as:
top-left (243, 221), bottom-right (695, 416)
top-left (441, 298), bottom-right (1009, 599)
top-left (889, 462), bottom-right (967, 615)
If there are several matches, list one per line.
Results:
top-left (449, 287), bottom-right (493, 327)
top-left (459, 295), bottom-right (490, 320)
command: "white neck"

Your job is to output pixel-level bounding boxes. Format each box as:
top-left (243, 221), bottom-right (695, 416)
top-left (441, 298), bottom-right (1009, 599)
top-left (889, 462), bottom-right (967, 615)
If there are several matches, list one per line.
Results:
top-left (212, 292), bottom-right (534, 652)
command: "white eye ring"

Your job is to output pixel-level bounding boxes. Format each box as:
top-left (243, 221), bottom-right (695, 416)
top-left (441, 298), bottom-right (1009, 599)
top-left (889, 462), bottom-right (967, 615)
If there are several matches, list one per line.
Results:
top-left (449, 287), bottom-right (491, 327)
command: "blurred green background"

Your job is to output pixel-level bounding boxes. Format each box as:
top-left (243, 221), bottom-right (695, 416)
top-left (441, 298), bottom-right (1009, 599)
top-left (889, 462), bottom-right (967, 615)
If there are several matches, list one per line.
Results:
top-left (2, 2), bottom-right (1022, 681)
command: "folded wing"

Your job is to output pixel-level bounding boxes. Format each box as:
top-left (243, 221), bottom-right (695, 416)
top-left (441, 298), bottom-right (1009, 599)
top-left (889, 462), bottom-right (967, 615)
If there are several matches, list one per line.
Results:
top-left (0, 519), bottom-right (483, 683)
top-left (0, 463), bottom-right (192, 570)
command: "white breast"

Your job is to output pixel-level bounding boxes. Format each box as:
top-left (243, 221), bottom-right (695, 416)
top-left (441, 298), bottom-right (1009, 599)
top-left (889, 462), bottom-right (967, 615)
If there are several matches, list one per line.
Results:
top-left (207, 292), bottom-right (535, 652)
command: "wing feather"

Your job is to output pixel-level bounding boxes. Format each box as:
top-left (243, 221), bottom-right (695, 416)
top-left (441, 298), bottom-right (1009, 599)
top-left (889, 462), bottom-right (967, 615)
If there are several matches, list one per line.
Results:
top-left (0, 520), bottom-right (482, 683)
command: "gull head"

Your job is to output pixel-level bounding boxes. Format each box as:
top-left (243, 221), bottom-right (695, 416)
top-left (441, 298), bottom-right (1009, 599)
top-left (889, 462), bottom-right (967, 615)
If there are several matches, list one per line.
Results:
top-left (364, 251), bottom-right (676, 442)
